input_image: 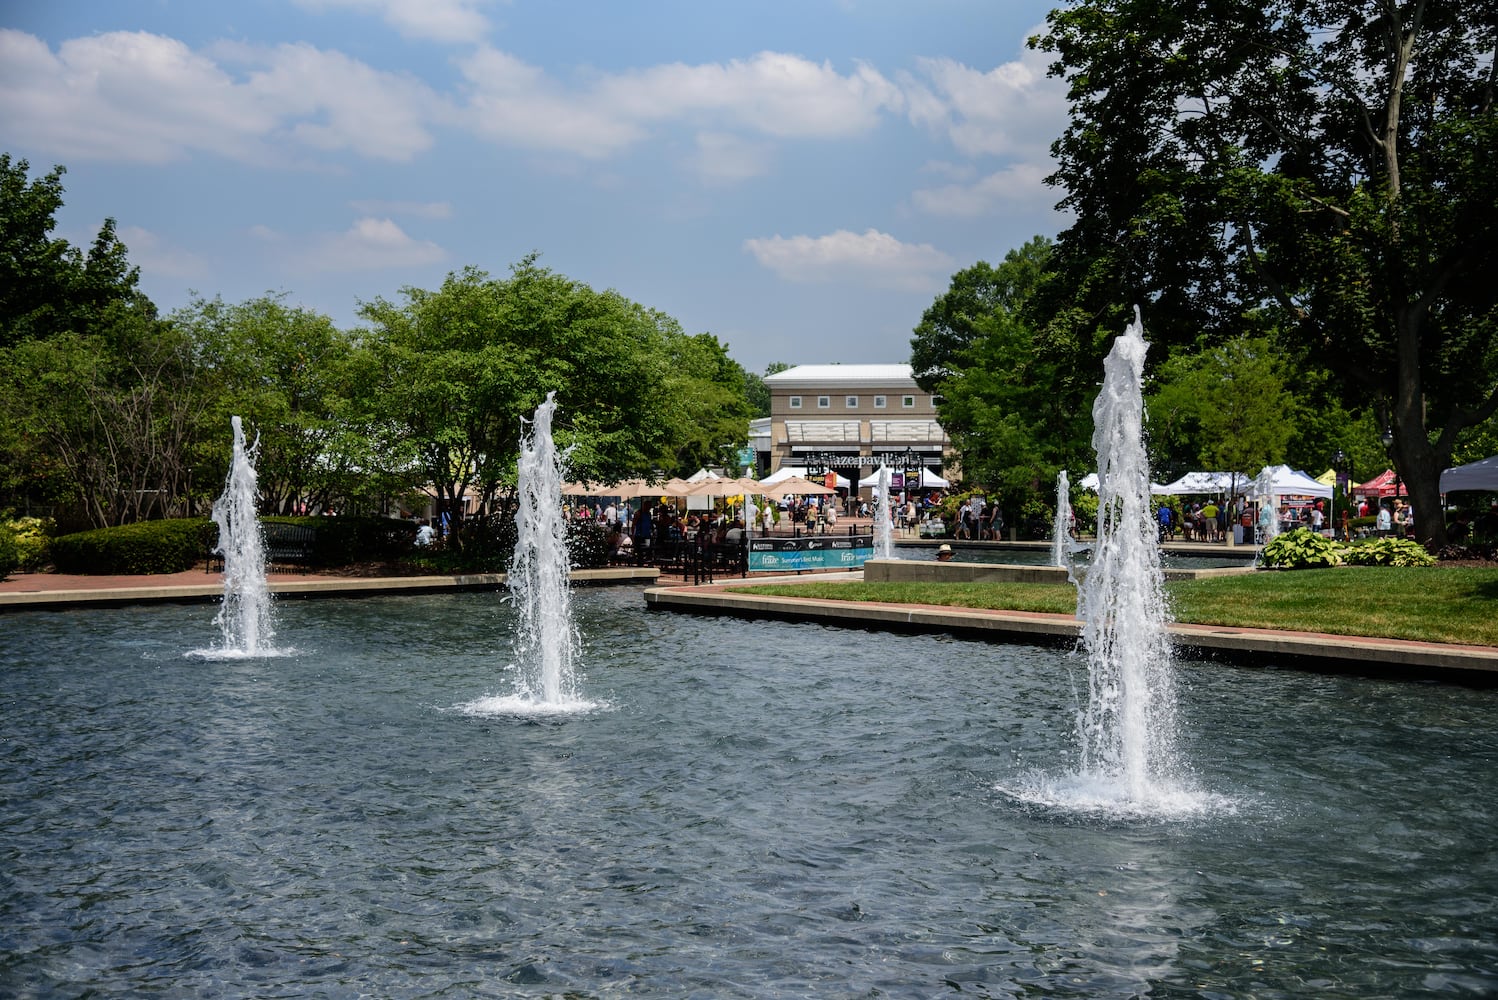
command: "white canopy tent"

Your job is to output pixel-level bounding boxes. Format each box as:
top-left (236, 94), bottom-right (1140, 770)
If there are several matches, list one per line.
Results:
top-left (1077, 472), bottom-right (1172, 494)
top-left (1255, 465), bottom-right (1333, 498)
top-left (1440, 454), bottom-right (1498, 492)
top-left (1155, 471), bottom-right (1250, 495)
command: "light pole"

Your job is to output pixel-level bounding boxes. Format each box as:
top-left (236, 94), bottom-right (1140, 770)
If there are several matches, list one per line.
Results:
top-left (1342, 446), bottom-right (1354, 538)
top-left (1381, 426), bottom-right (1402, 499)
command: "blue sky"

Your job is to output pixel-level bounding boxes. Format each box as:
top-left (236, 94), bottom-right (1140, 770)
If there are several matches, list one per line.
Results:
top-left (1, 0), bottom-right (1073, 374)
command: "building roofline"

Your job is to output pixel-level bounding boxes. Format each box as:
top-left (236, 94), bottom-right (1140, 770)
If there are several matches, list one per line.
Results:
top-left (764, 364), bottom-right (916, 389)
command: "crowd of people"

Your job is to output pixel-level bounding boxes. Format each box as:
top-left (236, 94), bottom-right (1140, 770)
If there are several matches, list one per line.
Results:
top-left (1151, 493), bottom-right (1444, 544)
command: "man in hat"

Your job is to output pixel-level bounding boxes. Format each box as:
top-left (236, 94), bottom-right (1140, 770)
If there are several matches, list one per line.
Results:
top-left (936, 543), bottom-right (955, 562)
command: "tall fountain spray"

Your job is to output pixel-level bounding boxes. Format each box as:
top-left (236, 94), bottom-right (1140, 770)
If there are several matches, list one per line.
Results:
top-left (873, 464), bottom-right (896, 560)
top-left (464, 392), bottom-right (597, 716)
top-left (509, 392), bottom-right (585, 707)
top-left (1008, 307), bottom-right (1224, 816)
top-left (1073, 307), bottom-right (1183, 806)
top-left (1052, 470), bottom-right (1073, 568)
top-left (202, 416), bottom-right (276, 657)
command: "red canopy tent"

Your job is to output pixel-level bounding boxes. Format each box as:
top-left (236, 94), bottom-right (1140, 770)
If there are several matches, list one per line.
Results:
top-left (1354, 469), bottom-right (1405, 497)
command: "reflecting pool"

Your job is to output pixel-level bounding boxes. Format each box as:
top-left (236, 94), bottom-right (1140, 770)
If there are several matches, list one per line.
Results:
top-left (3, 588), bottom-right (1496, 997)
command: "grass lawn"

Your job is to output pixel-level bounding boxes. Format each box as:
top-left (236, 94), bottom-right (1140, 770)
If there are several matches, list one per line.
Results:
top-left (727, 566), bottom-right (1498, 647)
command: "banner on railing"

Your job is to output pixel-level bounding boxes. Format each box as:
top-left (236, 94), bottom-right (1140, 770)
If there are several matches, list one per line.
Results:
top-left (748, 534), bottom-right (875, 572)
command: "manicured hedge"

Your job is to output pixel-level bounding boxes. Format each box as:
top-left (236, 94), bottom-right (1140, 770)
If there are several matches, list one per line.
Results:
top-left (50, 519), bottom-right (217, 575)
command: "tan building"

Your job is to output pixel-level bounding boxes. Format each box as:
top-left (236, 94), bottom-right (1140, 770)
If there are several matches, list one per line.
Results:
top-left (761, 364), bottom-right (951, 490)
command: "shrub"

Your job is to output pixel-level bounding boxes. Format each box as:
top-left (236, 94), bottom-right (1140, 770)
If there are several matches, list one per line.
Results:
top-left (1343, 536), bottom-right (1437, 567)
top-left (0, 524), bottom-right (19, 580)
top-left (1261, 527), bottom-right (1344, 569)
top-left (51, 519), bottom-right (217, 574)
top-left (2, 516), bottom-right (54, 570)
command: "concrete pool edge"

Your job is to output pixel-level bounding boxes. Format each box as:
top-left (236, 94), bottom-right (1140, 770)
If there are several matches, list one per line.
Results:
top-left (0, 566), bottom-right (661, 611)
top-left (643, 575), bottom-right (1498, 685)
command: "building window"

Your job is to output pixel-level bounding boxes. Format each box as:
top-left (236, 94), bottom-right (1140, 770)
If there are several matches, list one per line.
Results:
top-left (789, 395), bottom-right (802, 409)
top-left (845, 395), bottom-right (858, 409)
top-left (902, 395), bottom-right (915, 408)
top-left (873, 395), bottom-right (887, 409)
top-left (817, 395), bottom-right (831, 409)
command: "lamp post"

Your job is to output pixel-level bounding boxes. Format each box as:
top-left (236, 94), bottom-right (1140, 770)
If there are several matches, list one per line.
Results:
top-left (1381, 426), bottom-right (1402, 499)
top-left (1333, 449), bottom-right (1348, 540)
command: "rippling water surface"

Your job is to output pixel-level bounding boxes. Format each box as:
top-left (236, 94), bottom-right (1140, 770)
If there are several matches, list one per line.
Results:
top-left (3, 587), bottom-right (1496, 998)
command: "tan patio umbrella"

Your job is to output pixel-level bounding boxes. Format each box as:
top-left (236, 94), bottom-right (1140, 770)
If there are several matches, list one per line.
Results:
top-left (562, 478), bottom-right (676, 498)
top-left (685, 476), bottom-right (764, 497)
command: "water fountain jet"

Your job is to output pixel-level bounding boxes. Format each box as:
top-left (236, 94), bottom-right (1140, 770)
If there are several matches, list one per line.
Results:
top-left (1008, 308), bottom-right (1226, 817)
top-left (873, 464), bottom-right (896, 560)
top-left (1052, 470), bottom-right (1073, 568)
top-left (192, 416), bottom-right (279, 658)
top-left (462, 392), bottom-right (599, 716)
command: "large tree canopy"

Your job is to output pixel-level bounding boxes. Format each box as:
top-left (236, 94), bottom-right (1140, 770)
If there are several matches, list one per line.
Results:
top-left (1034, 0), bottom-right (1498, 545)
top-left (358, 257), bottom-right (752, 543)
top-left (175, 294), bottom-right (378, 516)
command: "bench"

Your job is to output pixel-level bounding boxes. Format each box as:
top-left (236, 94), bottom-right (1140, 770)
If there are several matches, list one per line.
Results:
top-left (206, 522), bottom-right (317, 573)
top-left (264, 522), bottom-right (317, 571)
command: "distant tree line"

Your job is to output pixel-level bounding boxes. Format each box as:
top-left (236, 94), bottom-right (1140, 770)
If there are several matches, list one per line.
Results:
top-left (0, 154), bottom-right (756, 545)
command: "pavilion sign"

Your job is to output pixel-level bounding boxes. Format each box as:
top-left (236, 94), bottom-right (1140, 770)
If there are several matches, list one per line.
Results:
top-left (748, 534), bottom-right (874, 572)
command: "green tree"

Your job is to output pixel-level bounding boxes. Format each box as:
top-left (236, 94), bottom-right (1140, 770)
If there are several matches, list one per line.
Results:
top-left (0, 154), bottom-right (180, 524)
top-left (174, 294), bottom-right (370, 515)
top-left (1034, 1), bottom-right (1498, 546)
top-left (6, 306), bottom-right (207, 526)
top-left (1146, 335), bottom-right (1296, 488)
top-left (358, 256), bottom-right (749, 545)
top-left (0, 154), bottom-right (151, 348)
top-left (910, 237), bottom-right (1088, 518)
top-left (658, 331), bottom-right (756, 474)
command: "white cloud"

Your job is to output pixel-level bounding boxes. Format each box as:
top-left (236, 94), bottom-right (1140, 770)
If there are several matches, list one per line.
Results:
top-left (901, 42), bottom-right (1068, 160)
top-left (0, 29), bottom-right (274, 164)
top-left (291, 0), bottom-right (493, 43)
top-left (0, 29), bottom-right (441, 164)
top-left (215, 40), bottom-right (441, 161)
top-left (116, 225), bottom-right (209, 280)
top-left (911, 161), bottom-right (1055, 217)
top-left (595, 53), bottom-right (903, 139)
top-left (743, 228), bottom-right (954, 291)
top-left (456, 46), bottom-right (646, 158)
top-left (456, 46), bottom-right (902, 160)
top-left (296, 217), bottom-right (445, 272)
top-left (0, 22), bottom-right (1063, 196)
